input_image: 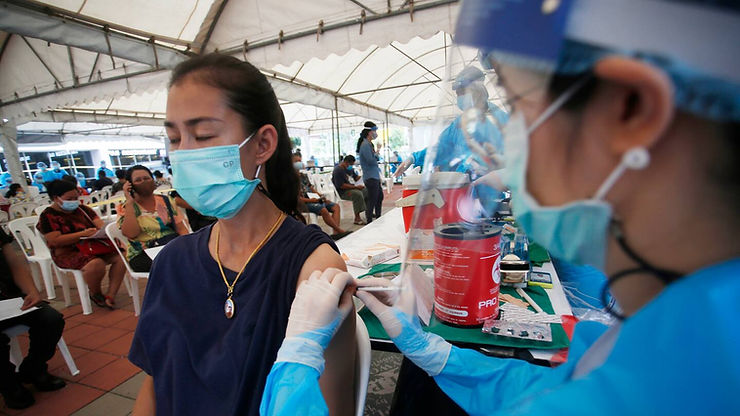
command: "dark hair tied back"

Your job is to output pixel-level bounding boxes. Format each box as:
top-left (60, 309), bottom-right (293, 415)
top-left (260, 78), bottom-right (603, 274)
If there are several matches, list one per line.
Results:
top-left (169, 53), bottom-right (303, 222)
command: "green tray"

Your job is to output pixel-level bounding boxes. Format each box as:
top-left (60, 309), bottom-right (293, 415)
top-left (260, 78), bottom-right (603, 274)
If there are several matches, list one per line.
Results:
top-left (357, 263), bottom-right (569, 350)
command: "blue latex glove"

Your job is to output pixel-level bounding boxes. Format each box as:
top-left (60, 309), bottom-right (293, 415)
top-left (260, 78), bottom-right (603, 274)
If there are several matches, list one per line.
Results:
top-left (260, 268), bottom-right (354, 415)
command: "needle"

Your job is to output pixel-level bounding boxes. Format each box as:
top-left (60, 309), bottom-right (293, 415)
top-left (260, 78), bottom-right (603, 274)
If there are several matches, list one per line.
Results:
top-left (356, 286), bottom-right (401, 292)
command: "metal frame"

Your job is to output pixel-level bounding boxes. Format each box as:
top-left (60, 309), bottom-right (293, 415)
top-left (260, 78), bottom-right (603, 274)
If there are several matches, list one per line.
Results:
top-left (21, 36), bottom-right (62, 89)
top-left (0, 0), bottom-right (191, 70)
top-left (1, 0), bottom-right (192, 49)
top-left (193, 0), bottom-right (230, 54)
top-left (219, 0), bottom-right (458, 56)
top-left (347, 0), bottom-right (379, 15)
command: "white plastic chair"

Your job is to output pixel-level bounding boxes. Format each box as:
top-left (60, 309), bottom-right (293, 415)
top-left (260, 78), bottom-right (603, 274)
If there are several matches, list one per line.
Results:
top-left (50, 260), bottom-right (93, 315)
top-left (354, 314), bottom-right (371, 416)
top-left (9, 202), bottom-right (39, 220)
top-left (176, 206), bottom-right (193, 234)
top-left (33, 205), bottom-right (50, 216)
top-left (26, 186), bottom-right (40, 200)
top-left (105, 223), bottom-right (148, 316)
top-left (33, 194), bottom-right (51, 205)
top-left (4, 325), bottom-right (79, 376)
top-left (79, 194), bottom-right (93, 206)
top-left (7, 217), bottom-right (56, 299)
top-left (0, 210), bottom-right (8, 231)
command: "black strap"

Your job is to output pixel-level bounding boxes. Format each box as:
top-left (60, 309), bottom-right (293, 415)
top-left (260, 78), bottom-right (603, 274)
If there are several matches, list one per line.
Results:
top-left (158, 194), bottom-right (176, 229)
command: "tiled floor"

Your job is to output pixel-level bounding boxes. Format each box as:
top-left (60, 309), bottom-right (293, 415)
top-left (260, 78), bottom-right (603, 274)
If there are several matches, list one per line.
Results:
top-left (0, 185), bottom-right (404, 415)
top-left (0, 279), bottom-right (147, 416)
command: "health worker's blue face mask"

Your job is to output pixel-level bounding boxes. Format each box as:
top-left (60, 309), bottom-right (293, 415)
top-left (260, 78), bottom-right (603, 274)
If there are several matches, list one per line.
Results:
top-left (501, 79), bottom-right (649, 270)
top-left (456, 94), bottom-right (474, 111)
top-left (170, 132), bottom-right (261, 219)
top-left (59, 199), bottom-right (80, 212)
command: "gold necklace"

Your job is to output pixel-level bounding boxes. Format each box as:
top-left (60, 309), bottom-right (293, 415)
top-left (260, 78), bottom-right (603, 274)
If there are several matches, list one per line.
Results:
top-left (215, 212), bottom-right (285, 319)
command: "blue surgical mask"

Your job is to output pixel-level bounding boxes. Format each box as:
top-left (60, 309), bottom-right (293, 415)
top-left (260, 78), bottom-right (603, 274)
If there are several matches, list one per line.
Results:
top-left (294, 161), bottom-right (304, 170)
top-left (60, 199), bottom-right (80, 212)
top-left (170, 133), bottom-right (260, 219)
top-left (457, 94), bottom-right (474, 111)
top-left (501, 80), bottom-right (646, 270)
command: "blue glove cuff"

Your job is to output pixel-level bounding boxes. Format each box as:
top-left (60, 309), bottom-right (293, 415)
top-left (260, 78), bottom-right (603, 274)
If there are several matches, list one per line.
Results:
top-left (275, 336), bottom-right (326, 374)
top-left (391, 310), bottom-right (452, 376)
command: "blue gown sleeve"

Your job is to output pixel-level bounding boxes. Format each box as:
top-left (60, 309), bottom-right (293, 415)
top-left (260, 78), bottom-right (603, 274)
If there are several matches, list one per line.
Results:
top-left (259, 362), bottom-right (328, 416)
top-left (489, 103), bottom-right (509, 125)
top-left (411, 148), bottom-right (427, 169)
top-left (432, 321), bottom-right (609, 416)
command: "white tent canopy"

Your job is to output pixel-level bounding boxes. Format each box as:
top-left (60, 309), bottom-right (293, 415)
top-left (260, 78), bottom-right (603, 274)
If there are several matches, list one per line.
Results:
top-left (0, 0), bottom-right (468, 128)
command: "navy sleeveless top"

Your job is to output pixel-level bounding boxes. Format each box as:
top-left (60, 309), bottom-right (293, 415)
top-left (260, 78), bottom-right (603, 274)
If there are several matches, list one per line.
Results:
top-left (129, 216), bottom-right (336, 415)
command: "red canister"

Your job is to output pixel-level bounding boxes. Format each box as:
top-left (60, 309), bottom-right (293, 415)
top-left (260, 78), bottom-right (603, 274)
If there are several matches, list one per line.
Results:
top-left (433, 223), bottom-right (502, 326)
top-left (399, 172), bottom-right (470, 232)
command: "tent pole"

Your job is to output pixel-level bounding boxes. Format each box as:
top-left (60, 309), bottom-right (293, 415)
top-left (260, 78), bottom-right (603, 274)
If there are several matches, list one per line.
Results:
top-left (0, 119), bottom-right (28, 192)
top-left (331, 99), bottom-right (336, 166)
top-left (384, 111), bottom-right (390, 177)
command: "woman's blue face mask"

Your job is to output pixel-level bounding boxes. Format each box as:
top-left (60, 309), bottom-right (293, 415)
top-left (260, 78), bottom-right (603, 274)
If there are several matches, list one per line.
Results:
top-left (170, 132), bottom-right (261, 219)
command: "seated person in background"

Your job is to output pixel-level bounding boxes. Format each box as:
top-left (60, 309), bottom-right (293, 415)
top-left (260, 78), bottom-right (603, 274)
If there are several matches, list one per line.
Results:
top-left (332, 155), bottom-right (368, 225)
top-left (37, 180), bottom-right (126, 309)
top-left (61, 174), bottom-right (89, 196)
top-left (293, 154), bottom-right (346, 237)
top-left (74, 172), bottom-right (87, 189)
top-left (31, 173), bottom-right (46, 193)
top-left (153, 170), bottom-right (171, 188)
top-left (170, 190), bottom-right (216, 232)
top-left (93, 170), bottom-right (113, 191)
top-left (118, 165), bottom-right (188, 272)
top-left (111, 169), bottom-right (127, 195)
top-left (0, 227), bottom-right (66, 410)
top-left (4, 184), bottom-right (27, 203)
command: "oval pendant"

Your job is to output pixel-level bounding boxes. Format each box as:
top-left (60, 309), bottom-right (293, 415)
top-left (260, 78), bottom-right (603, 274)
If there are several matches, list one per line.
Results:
top-left (224, 298), bottom-right (235, 319)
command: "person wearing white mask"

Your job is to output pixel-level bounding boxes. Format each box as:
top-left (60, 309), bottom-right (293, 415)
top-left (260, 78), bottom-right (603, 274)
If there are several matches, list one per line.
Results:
top-left (36, 180), bottom-right (125, 309)
top-left (129, 54), bottom-right (355, 416)
top-left (258, 0), bottom-right (740, 414)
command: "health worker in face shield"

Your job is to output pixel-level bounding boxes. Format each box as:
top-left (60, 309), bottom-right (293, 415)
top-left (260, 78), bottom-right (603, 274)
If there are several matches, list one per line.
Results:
top-left (394, 66), bottom-right (509, 179)
top-left (259, 0), bottom-right (740, 415)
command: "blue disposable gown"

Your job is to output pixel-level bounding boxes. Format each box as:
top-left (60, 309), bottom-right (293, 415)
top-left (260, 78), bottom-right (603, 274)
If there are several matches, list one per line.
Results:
top-left (31, 181), bottom-right (46, 193)
top-left (412, 103), bottom-right (508, 176)
top-left (0, 173), bottom-right (11, 187)
top-left (260, 258), bottom-right (740, 415)
top-left (40, 170), bottom-right (57, 183)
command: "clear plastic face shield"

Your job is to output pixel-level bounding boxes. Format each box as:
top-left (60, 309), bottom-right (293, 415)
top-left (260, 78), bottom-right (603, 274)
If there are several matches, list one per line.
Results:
top-left (363, 1), bottom-right (569, 330)
top-left (363, 0), bottom-right (740, 329)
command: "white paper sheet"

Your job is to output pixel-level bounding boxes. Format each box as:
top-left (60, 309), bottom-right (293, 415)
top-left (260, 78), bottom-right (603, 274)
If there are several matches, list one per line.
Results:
top-left (145, 246), bottom-right (165, 260)
top-left (0, 298), bottom-right (39, 321)
top-left (79, 228), bottom-right (108, 240)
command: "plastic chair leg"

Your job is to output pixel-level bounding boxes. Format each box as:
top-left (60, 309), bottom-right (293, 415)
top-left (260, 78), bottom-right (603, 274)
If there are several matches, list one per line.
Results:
top-left (55, 268), bottom-right (72, 307)
top-left (8, 336), bottom-right (22, 371)
top-left (39, 259), bottom-right (56, 300)
top-left (72, 272), bottom-right (93, 315)
top-left (29, 263), bottom-right (43, 293)
top-left (57, 338), bottom-right (79, 376)
top-left (129, 275), bottom-right (141, 317)
top-left (122, 274), bottom-right (133, 297)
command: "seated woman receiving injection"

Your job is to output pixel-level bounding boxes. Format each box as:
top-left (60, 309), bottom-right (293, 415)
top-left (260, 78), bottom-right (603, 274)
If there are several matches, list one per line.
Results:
top-left (129, 54), bottom-right (356, 416)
